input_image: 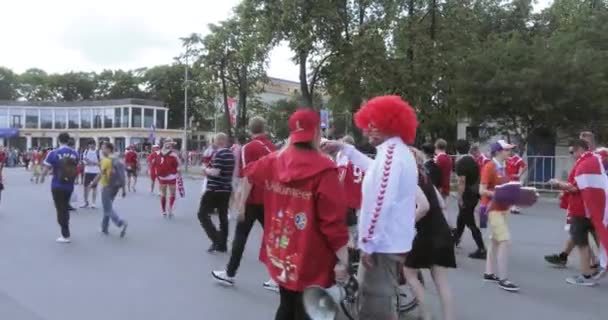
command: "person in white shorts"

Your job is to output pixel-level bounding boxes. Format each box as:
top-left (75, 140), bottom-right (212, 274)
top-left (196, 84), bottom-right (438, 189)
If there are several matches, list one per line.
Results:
top-left (81, 140), bottom-right (100, 208)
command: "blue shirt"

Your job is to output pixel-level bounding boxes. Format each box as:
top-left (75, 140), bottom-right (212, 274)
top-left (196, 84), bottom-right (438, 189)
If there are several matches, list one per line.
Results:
top-left (44, 146), bottom-right (79, 191)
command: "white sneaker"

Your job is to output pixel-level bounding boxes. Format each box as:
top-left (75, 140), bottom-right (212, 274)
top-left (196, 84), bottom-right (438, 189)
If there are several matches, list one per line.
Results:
top-left (90, 204), bottom-right (97, 209)
top-left (263, 279), bottom-right (279, 293)
top-left (211, 270), bottom-right (235, 286)
top-left (79, 203), bottom-right (89, 208)
top-left (56, 237), bottom-right (71, 243)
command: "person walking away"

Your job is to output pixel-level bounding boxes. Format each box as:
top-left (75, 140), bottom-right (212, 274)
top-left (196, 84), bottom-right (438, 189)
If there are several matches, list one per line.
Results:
top-left (404, 148), bottom-right (455, 320)
top-left (322, 96), bottom-right (419, 319)
top-left (506, 148), bottom-right (527, 214)
top-left (147, 145), bottom-right (160, 195)
top-left (23, 149), bottom-right (32, 171)
top-left (90, 142), bottom-right (128, 237)
top-left (421, 143), bottom-right (442, 190)
top-left (453, 139), bottom-right (487, 259)
top-left (238, 109), bottom-right (349, 320)
top-left (198, 132), bottom-right (235, 253)
top-left (481, 140), bottom-right (519, 292)
top-left (156, 139), bottom-right (180, 217)
top-left (124, 145), bottom-right (139, 192)
top-left (81, 140), bottom-right (100, 209)
top-left (212, 117), bottom-right (278, 291)
top-left (435, 139), bottom-right (455, 229)
top-left (549, 139), bottom-right (605, 285)
top-left (40, 132), bottom-right (79, 243)
top-left (31, 148), bottom-right (44, 184)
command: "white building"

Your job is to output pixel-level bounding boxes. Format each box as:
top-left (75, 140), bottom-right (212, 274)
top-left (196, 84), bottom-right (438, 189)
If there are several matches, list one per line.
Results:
top-left (0, 99), bottom-right (184, 151)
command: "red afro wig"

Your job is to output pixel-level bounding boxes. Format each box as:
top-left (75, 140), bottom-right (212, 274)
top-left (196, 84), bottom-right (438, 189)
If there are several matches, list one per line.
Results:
top-left (354, 95), bottom-right (418, 144)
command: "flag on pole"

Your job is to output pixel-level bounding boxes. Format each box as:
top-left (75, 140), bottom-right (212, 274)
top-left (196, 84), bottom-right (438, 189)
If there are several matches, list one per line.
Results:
top-left (149, 124), bottom-right (156, 144)
top-left (227, 98), bottom-right (238, 127)
top-left (320, 109), bottom-right (329, 129)
top-left (574, 152), bottom-right (608, 264)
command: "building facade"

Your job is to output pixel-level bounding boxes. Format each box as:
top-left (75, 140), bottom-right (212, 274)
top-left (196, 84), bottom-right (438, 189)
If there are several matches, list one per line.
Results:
top-left (0, 99), bottom-right (183, 152)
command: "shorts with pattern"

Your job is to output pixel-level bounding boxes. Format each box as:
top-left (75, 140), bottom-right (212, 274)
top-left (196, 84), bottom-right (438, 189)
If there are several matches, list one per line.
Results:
top-left (569, 216), bottom-right (593, 247)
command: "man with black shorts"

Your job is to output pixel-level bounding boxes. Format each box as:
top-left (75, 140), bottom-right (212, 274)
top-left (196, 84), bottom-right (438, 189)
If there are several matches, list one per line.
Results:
top-left (124, 145), bottom-right (139, 192)
top-left (550, 139), bottom-right (602, 286)
top-left (81, 140), bottom-right (100, 209)
top-left (453, 139), bottom-right (486, 259)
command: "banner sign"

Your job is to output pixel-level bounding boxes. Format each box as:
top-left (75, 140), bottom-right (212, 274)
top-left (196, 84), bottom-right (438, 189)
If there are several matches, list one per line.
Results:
top-left (227, 98), bottom-right (238, 126)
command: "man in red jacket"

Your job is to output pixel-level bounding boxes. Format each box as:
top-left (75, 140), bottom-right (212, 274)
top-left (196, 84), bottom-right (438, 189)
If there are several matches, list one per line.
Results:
top-left (147, 145), bottom-right (160, 194)
top-left (212, 116), bottom-right (278, 291)
top-left (237, 109), bottom-right (349, 320)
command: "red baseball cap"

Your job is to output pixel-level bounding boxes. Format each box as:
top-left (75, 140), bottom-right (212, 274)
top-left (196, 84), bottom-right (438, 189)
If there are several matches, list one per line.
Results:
top-left (288, 109), bottom-right (320, 143)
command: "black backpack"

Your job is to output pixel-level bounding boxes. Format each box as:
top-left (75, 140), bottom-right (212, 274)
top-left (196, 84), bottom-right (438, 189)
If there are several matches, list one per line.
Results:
top-left (56, 154), bottom-right (78, 184)
top-left (424, 159), bottom-right (442, 189)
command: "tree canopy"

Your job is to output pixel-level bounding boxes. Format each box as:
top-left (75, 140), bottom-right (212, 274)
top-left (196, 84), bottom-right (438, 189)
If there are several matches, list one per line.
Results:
top-left (1, 0), bottom-right (607, 144)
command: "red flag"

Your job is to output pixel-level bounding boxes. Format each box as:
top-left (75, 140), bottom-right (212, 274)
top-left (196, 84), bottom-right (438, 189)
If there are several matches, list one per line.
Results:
top-left (574, 152), bottom-right (608, 258)
top-left (177, 174), bottom-right (186, 198)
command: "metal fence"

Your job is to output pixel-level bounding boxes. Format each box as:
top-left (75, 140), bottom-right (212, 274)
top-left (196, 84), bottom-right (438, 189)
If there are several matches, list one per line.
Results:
top-left (135, 151), bottom-right (576, 192)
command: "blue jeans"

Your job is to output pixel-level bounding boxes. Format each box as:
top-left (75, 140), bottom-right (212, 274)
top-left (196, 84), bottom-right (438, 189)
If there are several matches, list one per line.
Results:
top-left (101, 186), bottom-right (124, 231)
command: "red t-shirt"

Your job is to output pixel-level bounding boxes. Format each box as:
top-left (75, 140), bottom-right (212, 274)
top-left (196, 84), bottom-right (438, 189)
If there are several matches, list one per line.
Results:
top-left (338, 161), bottom-right (363, 210)
top-left (565, 153), bottom-right (592, 218)
top-left (0, 151), bottom-right (6, 164)
top-left (475, 154), bottom-right (490, 175)
top-left (241, 135), bottom-right (276, 205)
top-left (156, 151), bottom-right (179, 178)
top-left (33, 152), bottom-right (43, 165)
top-left (243, 147), bottom-right (348, 291)
top-left (506, 155), bottom-right (526, 181)
top-left (435, 153), bottom-right (453, 196)
top-left (124, 150), bottom-right (138, 168)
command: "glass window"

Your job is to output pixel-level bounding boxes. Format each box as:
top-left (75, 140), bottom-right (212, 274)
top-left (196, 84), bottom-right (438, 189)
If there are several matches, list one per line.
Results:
top-left (131, 107), bottom-right (142, 128)
top-left (93, 109), bottom-right (103, 129)
top-left (0, 110), bottom-right (8, 128)
top-left (25, 109), bottom-right (39, 129)
top-left (54, 109), bottom-right (67, 129)
top-left (156, 109), bottom-right (166, 129)
top-left (104, 108), bottom-right (113, 128)
top-left (10, 108), bottom-right (23, 128)
top-left (81, 109), bottom-right (91, 128)
top-left (40, 109), bottom-right (53, 129)
top-left (114, 108), bottom-right (121, 128)
top-left (144, 108), bottom-right (154, 128)
top-left (68, 109), bottom-right (79, 129)
top-left (122, 107), bottom-right (129, 128)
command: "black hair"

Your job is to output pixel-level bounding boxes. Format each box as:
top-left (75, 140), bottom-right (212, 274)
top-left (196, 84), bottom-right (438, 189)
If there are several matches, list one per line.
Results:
top-left (67, 138), bottom-right (75, 147)
top-left (570, 139), bottom-right (590, 151)
top-left (421, 143), bottom-right (435, 158)
top-left (58, 132), bottom-right (70, 145)
top-left (104, 142), bottom-right (115, 152)
top-left (455, 139), bottom-right (470, 155)
top-left (292, 142), bottom-right (315, 150)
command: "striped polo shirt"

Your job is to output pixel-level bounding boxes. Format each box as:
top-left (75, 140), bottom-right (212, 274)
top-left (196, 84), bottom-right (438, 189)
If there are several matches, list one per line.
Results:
top-left (206, 148), bottom-right (235, 192)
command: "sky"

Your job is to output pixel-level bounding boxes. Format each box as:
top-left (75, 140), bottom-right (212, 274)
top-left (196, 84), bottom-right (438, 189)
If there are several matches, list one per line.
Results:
top-left (1, 0), bottom-right (553, 82)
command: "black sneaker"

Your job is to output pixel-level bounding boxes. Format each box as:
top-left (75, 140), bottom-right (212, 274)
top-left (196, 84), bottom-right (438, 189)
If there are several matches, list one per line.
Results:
top-left (469, 249), bottom-right (487, 260)
top-left (544, 253), bottom-right (567, 268)
top-left (483, 273), bottom-right (500, 282)
top-left (498, 279), bottom-right (520, 292)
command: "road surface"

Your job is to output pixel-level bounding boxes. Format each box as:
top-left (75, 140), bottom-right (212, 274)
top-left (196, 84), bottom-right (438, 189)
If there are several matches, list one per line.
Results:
top-left (0, 168), bottom-right (605, 320)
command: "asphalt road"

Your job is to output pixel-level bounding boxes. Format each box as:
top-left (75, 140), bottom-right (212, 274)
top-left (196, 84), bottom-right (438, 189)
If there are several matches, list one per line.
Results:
top-left (0, 168), bottom-right (606, 320)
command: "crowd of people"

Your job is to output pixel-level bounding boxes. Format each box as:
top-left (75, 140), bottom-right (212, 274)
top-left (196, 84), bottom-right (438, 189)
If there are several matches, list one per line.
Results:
top-left (0, 96), bottom-right (606, 320)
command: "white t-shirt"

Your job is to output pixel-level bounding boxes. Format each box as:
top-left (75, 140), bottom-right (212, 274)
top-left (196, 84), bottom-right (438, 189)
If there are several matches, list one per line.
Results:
top-left (83, 149), bottom-right (101, 174)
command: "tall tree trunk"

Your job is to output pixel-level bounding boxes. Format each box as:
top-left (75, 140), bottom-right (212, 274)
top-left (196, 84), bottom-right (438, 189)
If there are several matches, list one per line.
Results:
top-left (237, 65), bottom-right (248, 134)
top-left (219, 61), bottom-right (233, 140)
top-left (299, 50), bottom-right (313, 108)
top-left (407, 0), bottom-right (415, 66)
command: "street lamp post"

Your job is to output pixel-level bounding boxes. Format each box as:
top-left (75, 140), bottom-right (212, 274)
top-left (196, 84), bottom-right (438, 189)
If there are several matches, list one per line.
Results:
top-left (183, 48), bottom-right (190, 172)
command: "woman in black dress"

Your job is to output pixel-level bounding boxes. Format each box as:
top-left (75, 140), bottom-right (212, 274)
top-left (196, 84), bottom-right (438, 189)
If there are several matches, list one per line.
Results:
top-left (404, 148), bottom-right (456, 320)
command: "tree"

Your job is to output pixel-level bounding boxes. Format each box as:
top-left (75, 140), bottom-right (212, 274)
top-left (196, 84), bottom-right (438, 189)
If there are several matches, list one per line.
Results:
top-left (0, 67), bottom-right (18, 100)
top-left (18, 68), bottom-right (54, 101)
